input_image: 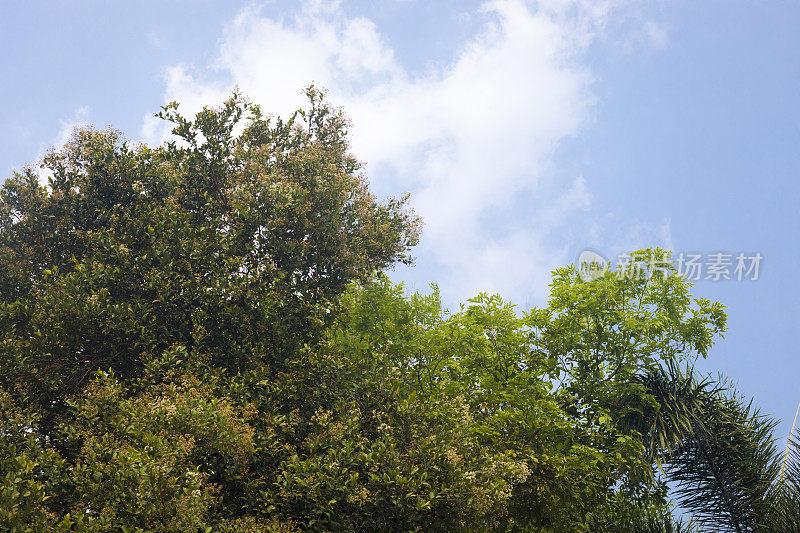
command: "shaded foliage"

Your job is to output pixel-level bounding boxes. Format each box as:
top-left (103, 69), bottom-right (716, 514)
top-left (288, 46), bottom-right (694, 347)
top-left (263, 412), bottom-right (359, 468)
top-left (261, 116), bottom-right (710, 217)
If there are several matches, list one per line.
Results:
top-left (0, 87), bottom-right (419, 421)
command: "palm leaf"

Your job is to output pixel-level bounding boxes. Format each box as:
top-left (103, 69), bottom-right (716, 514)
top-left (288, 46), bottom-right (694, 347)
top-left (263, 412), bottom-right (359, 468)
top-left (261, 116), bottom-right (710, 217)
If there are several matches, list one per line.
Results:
top-left (764, 428), bottom-right (800, 532)
top-left (618, 363), bottom-right (782, 532)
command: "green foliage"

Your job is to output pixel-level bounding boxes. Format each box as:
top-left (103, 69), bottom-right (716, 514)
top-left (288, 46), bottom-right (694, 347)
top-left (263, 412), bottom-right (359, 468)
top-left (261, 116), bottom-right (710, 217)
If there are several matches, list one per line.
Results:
top-left (279, 274), bottom-right (679, 531)
top-left (537, 249), bottom-right (727, 405)
top-left (2, 89), bottom-right (793, 532)
top-left (0, 87), bottom-right (419, 418)
top-left (0, 388), bottom-right (69, 532)
top-left (0, 88), bottom-right (419, 531)
top-left (64, 355), bottom-right (257, 532)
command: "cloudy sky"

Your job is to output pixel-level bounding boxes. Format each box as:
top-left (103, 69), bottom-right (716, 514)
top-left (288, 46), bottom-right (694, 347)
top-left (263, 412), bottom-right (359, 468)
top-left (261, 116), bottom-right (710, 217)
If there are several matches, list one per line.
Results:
top-left (2, 0), bottom-right (799, 436)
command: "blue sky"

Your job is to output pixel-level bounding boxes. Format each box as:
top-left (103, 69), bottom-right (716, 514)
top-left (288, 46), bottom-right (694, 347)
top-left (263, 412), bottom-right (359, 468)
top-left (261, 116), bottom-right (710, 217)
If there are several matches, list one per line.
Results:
top-left (2, 0), bottom-right (798, 438)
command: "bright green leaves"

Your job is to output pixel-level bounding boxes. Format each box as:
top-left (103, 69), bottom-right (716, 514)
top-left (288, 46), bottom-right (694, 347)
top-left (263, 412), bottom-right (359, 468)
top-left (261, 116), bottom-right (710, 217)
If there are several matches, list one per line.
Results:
top-left (316, 275), bottom-right (681, 531)
top-left (535, 248), bottom-right (727, 406)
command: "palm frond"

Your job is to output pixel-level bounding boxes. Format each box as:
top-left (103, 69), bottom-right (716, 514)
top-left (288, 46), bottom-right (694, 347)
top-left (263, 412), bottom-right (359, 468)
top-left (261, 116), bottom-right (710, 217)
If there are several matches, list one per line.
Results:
top-left (614, 361), bottom-right (718, 480)
top-left (764, 428), bottom-right (800, 532)
top-left (631, 515), bottom-right (698, 533)
top-left (666, 390), bottom-right (779, 532)
top-left (618, 363), bottom-right (782, 532)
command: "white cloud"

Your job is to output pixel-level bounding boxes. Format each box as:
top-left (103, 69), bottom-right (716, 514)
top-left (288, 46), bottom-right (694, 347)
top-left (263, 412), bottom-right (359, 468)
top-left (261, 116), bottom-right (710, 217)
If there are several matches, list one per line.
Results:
top-left (143, 0), bottom-right (666, 305)
top-left (580, 213), bottom-right (675, 266)
top-left (642, 19), bottom-right (668, 49)
top-left (35, 106), bottom-right (91, 187)
top-left (52, 106), bottom-right (90, 150)
top-left (611, 14), bottom-right (669, 53)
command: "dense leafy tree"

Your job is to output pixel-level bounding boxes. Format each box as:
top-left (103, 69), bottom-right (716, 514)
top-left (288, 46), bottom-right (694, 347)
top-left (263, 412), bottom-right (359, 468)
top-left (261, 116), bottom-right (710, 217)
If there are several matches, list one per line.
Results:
top-left (0, 88), bottom-right (419, 531)
top-left (0, 87), bottom-right (419, 419)
top-left (0, 89), bottom-right (794, 532)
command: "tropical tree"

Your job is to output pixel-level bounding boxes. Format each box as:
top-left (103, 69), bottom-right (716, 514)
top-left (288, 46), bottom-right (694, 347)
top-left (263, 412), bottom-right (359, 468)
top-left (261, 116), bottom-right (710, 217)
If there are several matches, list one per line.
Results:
top-left (620, 362), bottom-right (800, 533)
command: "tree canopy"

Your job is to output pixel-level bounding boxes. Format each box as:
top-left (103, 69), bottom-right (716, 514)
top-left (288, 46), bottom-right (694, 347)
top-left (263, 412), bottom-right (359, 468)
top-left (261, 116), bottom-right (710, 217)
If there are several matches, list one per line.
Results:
top-left (0, 89), bottom-right (797, 532)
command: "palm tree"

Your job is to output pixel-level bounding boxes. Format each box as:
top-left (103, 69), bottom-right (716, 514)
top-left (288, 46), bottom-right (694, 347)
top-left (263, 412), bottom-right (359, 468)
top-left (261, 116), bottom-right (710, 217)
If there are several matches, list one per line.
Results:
top-left (617, 363), bottom-right (800, 532)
